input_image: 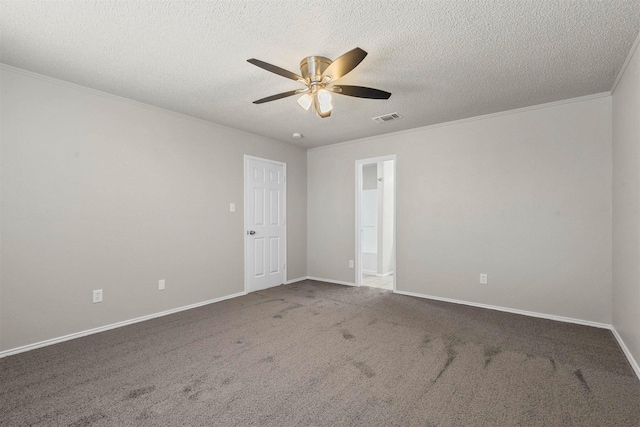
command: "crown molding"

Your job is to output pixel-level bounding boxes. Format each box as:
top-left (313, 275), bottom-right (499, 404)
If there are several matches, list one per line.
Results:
top-left (2, 63), bottom-right (613, 153)
top-left (308, 91), bottom-right (612, 152)
top-left (611, 29), bottom-right (640, 94)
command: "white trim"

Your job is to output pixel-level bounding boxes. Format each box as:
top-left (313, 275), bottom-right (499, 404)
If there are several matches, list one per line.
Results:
top-left (309, 92), bottom-right (611, 152)
top-left (611, 29), bottom-right (640, 94)
top-left (3, 280), bottom-right (638, 381)
top-left (393, 289), bottom-right (640, 381)
top-left (610, 328), bottom-right (640, 380)
top-left (0, 64), bottom-right (305, 152)
top-left (0, 64), bottom-right (612, 153)
top-left (307, 276), bottom-right (357, 287)
top-left (0, 291), bottom-right (247, 359)
top-left (362, 270), bottom-right (394, 277)
top-left (355, 162), bottom-right (362, 286)
top-left (244, 155), bottom-right (287, 164)
top-left (355, 156), bottom-right (397, 292)
top-left (393, 289), bottom-right (611, 329)
top-left (243, 155), bottom-right (287, 294)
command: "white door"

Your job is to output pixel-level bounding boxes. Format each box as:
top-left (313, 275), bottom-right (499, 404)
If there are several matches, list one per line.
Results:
top-left (244, 156), bottom-right (286, 292)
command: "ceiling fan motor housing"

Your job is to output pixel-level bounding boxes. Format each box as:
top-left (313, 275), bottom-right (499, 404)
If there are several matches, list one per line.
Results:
top-left (300, 56), bottom-right (332, 83)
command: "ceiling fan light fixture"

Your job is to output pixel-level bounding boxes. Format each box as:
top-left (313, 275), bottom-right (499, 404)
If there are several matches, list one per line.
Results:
top-left (317, 89), bottom-right (332, 105)
top-left (248, 47), bottom-right (390, 119)
top-left (316, 89), bottom-right (333, 115)
top-left (297, 93), bottom-right (313, 111)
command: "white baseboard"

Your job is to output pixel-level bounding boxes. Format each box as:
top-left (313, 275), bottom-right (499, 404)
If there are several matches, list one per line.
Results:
top-left (0, 291), bottom-right (247, 359)
top-left (393, 289), bottom-right (611, 329)
top-left (610, 328), bottom-right (640, 380)
top-left (4, 283), bottom-right (638, 382)
top-left (394, 289), bottom-right (640, 381)
top-left (284, 277), bottom-right (307, 285)
top-left (307, 276), bottom-right (357, 287)
top-left (362, 271), bottom-right (393, 277)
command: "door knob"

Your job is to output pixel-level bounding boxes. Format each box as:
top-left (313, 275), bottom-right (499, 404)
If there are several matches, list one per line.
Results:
top-left (248, 230), bottom-right (256, 235)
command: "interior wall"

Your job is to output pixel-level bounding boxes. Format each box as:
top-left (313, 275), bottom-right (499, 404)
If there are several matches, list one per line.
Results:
top-left (612, 40), bottom-right (640, 369)
top-left (308, 96), bottom-right (612, 324)
top-left (0, 67), bottom-right (307, 352)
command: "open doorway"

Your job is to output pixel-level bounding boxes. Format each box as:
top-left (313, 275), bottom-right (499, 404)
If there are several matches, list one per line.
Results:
top-left (355, 156), bottom-right (396, 290)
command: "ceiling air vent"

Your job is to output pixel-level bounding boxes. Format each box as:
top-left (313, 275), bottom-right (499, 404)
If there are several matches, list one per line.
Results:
top-left (372, 112), bottom-right (402, 123)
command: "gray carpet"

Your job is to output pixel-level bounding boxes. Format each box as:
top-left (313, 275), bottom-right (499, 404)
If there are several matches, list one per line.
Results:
top-left (1, 280), bottom-right (639, 426)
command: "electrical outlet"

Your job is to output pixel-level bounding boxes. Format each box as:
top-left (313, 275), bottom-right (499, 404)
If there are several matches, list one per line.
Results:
top-left (230, 203), bottom-right (235, 212)
top-left (159, 279), bottom-right (165, 290)
top-left (480, 274), bottom-right (488, 285)
top-left (93, 289), bottom-right (103, 303)
top-left (349, 260), bottom-right (354, 268)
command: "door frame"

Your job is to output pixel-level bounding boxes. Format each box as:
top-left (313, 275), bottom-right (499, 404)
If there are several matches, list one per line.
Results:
top-left (243, 155), bottom-right (287, 293)
top-left (355, 155), bottom-right (397, 290)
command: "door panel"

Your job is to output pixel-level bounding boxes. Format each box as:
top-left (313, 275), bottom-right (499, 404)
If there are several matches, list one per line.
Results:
top-left (269, 189), bottom-right (279, 225)
top-left (269, 237), bottom-right (280, 273)
top-left (253, 238), bottom-right (264, 277)
top-left (254, 187), bottom-right (265, 225)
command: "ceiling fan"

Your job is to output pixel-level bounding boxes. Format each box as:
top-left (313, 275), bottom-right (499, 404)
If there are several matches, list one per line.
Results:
top-left (247, 48), bottom-right (391, 118)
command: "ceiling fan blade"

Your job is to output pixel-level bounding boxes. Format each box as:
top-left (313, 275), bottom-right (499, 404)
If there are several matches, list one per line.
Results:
top-left (322, 47), bottom-right (368, 81)
top-left (247, 58), bottom-right (304, 82)
top-left (332, 85), bottom-right (391, 99)
top-left (253, 90), bottom-right (302, 104)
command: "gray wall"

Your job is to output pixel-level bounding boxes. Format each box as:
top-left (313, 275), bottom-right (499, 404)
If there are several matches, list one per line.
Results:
top-left (0, 68), bottom-right (307, 351)
top-left (613, 41), bottom-right (640, 369)
top-left (0, 64), bottom-right (624, 354)
top-left (308, 96), bottom-right (612, 324)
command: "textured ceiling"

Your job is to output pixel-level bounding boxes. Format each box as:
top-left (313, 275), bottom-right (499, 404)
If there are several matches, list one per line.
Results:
top-left (2, 1), bottom-right (639, 148)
